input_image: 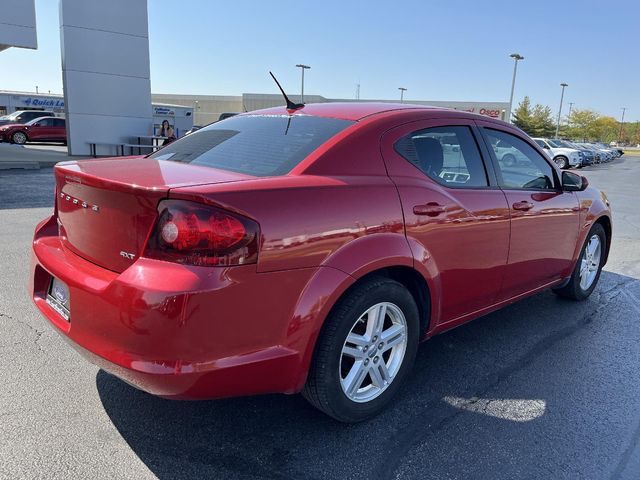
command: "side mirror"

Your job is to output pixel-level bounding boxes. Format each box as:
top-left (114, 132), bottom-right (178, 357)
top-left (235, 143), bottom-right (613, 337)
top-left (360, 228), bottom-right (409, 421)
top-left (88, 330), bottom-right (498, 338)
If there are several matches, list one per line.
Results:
top-left (562, 171), bottom-right (588, 191)
top-left (543, 144), bottom-right (550, 149)
top-left (31, 123), bottom-right (40, 127)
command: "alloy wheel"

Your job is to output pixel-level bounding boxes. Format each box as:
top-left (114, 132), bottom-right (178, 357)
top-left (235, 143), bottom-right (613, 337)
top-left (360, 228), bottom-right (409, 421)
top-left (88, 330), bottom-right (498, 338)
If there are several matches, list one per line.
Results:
top-left (12, 132), bottom-right (27, 144)
top-left (579, 234), bottom-right (601, 290)
top-left (502, 154), bottom-right (516, 167)
top-left (555, 156), bottom-right (567, 169)
top-left (339, 302), bottom-right (408, 403)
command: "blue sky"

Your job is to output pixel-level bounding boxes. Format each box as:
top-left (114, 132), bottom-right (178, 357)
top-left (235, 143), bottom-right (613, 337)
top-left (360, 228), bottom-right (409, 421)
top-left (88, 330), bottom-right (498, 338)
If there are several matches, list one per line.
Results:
top-left (1, 0), bottom-right (638, 120)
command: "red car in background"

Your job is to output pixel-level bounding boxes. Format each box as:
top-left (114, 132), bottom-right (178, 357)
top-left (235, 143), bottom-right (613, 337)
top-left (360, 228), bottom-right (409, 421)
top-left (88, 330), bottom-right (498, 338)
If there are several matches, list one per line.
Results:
top-left (30, 103), bottom-right (611, 422)
top-left (0, 116), bottom-right (66, 144)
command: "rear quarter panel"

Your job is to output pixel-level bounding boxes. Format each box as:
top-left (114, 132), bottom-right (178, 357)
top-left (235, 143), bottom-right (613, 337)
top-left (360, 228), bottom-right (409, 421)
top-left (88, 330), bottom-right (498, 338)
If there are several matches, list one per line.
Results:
top-left (170, 174), bottom-right (406, 273)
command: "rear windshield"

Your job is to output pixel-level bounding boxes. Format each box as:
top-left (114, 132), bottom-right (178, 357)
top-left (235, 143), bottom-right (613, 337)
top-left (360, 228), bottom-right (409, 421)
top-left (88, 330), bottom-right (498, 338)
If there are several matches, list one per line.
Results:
top-left (150, 114), bottom-right (354, 177)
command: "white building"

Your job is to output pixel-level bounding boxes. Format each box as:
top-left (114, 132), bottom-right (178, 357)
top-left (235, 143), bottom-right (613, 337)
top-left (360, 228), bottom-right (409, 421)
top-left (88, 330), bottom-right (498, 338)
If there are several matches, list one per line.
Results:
top-left (0, 90), bottom-right (194, 138)
top-left (0, 0), bottom-right (37, 51)
top-left (153, 92), bottom-right (510, 127)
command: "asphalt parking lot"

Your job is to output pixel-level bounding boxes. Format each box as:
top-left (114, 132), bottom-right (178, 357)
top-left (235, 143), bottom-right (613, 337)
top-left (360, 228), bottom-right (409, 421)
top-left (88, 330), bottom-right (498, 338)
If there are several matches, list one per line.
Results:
top-left (1, 156), bottom-right (639, 479)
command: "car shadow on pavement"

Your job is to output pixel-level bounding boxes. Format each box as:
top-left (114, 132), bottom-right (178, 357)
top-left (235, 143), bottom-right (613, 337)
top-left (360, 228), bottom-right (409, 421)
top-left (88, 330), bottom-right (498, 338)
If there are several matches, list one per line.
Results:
top-left (97, 270), bottom-right (640, 480)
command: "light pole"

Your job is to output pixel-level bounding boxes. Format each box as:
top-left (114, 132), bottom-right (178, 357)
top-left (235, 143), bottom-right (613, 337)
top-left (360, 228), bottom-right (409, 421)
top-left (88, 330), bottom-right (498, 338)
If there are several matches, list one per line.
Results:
top-left (508, 53), bottom-right (524, 123)
top-left (619, 107), bottom-right (627, 143)
top-left (555, 83), bottom-right (568, 138)
top-left (295, 64), bottom-right (310, 103)
top-left (398, 87), bottom-right (407, 103)
top-left (568, 102), bottom-right (574, 117)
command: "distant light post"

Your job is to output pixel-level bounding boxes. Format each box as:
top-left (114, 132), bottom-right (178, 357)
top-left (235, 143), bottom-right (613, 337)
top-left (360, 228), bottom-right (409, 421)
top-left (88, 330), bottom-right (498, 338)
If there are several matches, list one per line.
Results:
top-left (619, 107), bottom-right (627, 142)
top-left (508, 53), bottom-right (524, 123)
top-left (295, 64), bottom-right (310, 103)
top-left (398, 87), bottom-right (407, 103)
top-left (568, 102), bottom-right (574, 117)
top-left (555, 83), bottom-right (568, 138)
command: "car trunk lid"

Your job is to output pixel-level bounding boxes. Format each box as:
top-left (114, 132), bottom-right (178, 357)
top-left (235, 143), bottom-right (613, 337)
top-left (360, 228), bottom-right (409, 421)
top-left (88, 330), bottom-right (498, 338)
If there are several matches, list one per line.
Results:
top-left (55, 157), bottom-right (253, 272)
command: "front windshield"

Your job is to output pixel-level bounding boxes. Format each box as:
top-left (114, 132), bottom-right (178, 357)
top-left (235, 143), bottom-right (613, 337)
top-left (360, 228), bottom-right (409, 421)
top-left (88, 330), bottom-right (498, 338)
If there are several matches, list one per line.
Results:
top-left (547, 139), bottom-right (565, 148)
top-left (1, 111), bottom-right (21, 120)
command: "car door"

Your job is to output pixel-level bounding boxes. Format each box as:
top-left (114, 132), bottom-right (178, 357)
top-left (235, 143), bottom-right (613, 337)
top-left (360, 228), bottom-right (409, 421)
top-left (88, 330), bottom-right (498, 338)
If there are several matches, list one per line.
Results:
top-left (53, 118), bottom-right (66, 141)
top-left (381, 119), bottom-right (510, 325)
top-left (478, 124), bottom-right (580, 299)
top-left (30, 118), bottom-right (54, 140)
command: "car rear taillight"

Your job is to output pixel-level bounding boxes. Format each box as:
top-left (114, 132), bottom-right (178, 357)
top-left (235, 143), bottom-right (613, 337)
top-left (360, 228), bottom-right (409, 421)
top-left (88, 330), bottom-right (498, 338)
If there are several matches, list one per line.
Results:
top-left (144, 200), bottom-right (259, 266)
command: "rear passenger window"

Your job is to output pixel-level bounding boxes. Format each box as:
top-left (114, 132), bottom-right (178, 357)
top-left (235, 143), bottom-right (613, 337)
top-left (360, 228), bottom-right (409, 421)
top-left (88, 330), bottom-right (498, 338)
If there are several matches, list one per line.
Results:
top-left (394, 126), bottom-right (488, 187)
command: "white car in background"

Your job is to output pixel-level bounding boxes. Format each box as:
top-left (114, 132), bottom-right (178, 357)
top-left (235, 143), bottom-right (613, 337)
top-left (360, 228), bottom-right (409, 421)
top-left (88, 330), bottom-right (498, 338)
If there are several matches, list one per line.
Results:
top-left (532, 137), bottom-right (582, 169)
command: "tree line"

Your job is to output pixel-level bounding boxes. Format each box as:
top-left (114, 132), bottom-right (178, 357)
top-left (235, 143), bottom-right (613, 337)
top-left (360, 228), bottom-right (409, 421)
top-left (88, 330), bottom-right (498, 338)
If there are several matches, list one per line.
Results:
top-left (512, 96), bottom-right (639, 144)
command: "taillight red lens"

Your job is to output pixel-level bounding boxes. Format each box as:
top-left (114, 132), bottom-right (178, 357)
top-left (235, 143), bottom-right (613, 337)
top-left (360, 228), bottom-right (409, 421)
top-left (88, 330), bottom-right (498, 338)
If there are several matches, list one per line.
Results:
top-left (207, 212), bottom-right (246, 250)
top-left (144, 200), bottom-right (259, 266)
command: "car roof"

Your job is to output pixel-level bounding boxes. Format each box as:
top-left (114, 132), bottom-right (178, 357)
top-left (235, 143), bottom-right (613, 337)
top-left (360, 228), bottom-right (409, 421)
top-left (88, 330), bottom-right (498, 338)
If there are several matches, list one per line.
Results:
top-left (245, 102), bottom-right (454, 121)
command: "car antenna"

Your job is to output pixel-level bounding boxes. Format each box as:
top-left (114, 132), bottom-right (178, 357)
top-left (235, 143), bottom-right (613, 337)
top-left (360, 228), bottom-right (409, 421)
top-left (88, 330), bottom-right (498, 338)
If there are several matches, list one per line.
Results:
top-left (269, 71), bottom-right (304, 110)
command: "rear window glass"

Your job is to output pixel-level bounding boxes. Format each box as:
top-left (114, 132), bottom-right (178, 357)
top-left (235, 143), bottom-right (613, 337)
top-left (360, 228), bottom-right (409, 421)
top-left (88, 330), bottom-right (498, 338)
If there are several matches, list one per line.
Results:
top-left (150, 115), bottom-right (354, 177)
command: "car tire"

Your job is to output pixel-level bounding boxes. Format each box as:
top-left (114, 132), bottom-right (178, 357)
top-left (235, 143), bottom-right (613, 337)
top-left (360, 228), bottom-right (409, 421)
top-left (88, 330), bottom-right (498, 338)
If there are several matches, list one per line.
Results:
top-left (552, 223), bottom-right (606, 301)
top-left (11, 131), bottom-right (27, 145)
top-left (302, 276), bottom-right (420, 423)
top-left (502, 153), bottom-right (516, 167)
top-left (554, 156), bottom-right (568, 169)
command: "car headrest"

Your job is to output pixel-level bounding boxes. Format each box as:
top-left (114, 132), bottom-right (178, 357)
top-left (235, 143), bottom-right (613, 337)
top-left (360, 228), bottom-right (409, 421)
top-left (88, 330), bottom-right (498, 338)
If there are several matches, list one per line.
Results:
top-left (412, 137), bottom-right (443, 176)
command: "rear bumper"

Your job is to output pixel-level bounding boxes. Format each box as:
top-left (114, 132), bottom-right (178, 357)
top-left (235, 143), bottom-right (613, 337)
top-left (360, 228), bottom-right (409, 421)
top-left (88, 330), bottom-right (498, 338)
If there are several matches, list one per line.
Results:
top-left (30, 215), bottom-right (317, 399)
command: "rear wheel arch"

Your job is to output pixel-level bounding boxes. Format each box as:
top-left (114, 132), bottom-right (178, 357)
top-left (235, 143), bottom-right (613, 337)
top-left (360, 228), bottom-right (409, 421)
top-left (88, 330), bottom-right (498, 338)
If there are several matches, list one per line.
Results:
top-left (288, 263), bottom-right (434, 392)
top-left (359, 267), bottom-right (431, 335)
top-left (318, 233), bottom-right (435, 337)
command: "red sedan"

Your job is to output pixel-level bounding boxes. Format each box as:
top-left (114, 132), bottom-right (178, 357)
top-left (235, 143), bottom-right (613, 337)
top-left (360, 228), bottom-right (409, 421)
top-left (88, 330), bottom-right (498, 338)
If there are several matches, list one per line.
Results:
top-left (0, 116), bottom-right (66, 144)
top-left (30, 103), bottom-right (611, 422)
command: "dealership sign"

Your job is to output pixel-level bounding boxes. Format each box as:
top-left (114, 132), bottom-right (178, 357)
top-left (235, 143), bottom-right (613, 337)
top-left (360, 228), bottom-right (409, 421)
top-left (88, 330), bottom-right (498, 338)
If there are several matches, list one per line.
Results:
top-left (154, 106), bottom-right (175, 116)
top-left (20, 97), bottom-right (65, 109)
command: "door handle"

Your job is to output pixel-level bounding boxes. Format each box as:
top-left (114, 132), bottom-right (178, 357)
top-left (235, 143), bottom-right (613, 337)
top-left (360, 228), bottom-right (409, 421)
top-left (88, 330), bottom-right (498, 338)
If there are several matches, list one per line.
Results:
top-left (413, 202), bottom-right (446, 216)
top-left (512, 201), bottom-right (534, 211)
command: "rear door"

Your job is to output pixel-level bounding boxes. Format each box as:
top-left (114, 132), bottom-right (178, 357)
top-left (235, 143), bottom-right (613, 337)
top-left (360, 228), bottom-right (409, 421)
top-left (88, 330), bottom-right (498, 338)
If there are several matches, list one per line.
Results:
top-left (52, 118), bottom-right (66, 141)
top-left (382, 119), bottom-right (510, 324)
top-left (477, 123), bottom-right (580, 298)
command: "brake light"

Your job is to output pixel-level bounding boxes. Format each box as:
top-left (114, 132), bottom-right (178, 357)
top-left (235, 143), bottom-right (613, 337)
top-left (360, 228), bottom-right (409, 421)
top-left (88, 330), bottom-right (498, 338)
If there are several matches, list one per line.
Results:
top-left (144, 200), bottom-right (259, 266)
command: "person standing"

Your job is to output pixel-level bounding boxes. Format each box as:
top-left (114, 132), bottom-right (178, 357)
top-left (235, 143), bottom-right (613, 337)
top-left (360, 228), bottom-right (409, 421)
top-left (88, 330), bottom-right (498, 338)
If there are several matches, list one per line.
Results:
top-left (160, 119), bottom-right (176, 145)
